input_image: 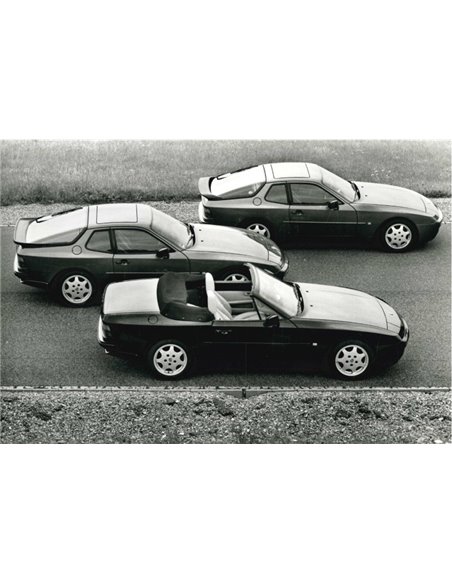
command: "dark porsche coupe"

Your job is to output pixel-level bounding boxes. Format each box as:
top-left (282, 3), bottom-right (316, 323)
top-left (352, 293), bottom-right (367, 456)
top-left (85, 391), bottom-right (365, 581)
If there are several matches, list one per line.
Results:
top-left (98, 264), bottom-right (409, 380)
top-left (198, 162), bottom-right (443, 251)
top-left (13, 203), bottom-right (287, 306)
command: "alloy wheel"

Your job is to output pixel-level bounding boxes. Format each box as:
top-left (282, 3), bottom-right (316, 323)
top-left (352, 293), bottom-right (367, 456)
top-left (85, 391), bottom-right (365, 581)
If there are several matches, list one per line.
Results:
top-left (246, 223), bottom-right (271, 238)
top-left (224, 273), bottom-right (250, 283)
top-left (335, 344), bottom-right (370, 378)
top-left (384, 223), bottom-right (412, 250)
top-left (62, 274), bottom-right (93, 304)
top-left (153, 343), bottom-right (188, 377)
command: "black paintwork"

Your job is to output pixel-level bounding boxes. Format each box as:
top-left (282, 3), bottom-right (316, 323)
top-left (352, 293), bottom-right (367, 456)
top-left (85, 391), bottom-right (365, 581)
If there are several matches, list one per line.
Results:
top-left (198, 163), bottom-right (443, 247)
top-left (99, 277), bottom-right (408, 377)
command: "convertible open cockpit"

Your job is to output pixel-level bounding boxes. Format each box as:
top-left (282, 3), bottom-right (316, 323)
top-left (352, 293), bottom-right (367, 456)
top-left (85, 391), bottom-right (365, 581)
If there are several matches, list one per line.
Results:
top-left (99, 264), bottom-right (409, 380)
top-left (156, 270), bottom-right (274, 322)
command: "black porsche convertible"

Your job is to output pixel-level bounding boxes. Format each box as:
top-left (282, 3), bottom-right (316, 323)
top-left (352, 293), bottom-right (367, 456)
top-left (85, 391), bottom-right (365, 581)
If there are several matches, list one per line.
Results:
top-left (98, 264), bottom-right (409, 380)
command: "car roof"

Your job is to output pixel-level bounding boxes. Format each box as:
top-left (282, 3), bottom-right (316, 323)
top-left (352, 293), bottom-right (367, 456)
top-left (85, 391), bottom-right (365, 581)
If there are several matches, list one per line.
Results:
top-left (87, 203), bottom-right (152, 228)
top-left (263, 162), bottom-right (322, 183)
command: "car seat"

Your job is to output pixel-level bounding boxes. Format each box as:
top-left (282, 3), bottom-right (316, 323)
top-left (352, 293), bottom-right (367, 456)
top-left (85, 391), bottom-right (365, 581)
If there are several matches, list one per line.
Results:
top-left (205, 273), bottom-right (259, 321)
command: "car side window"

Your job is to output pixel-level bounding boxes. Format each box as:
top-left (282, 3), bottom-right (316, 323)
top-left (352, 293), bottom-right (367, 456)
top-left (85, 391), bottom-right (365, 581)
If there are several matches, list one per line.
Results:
top-left (290, 183), bottom-right (336, 205)
top-left (265, 184), bottom-right (288, 204)
top-left (86, 230), bottom-right (113, 253)
top-left (115, 229), bottom-right (162, 253)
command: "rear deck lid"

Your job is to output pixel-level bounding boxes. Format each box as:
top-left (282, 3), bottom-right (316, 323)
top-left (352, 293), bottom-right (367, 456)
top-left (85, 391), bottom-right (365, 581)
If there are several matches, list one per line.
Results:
top-left (103, 279), bottom-right (160, 315)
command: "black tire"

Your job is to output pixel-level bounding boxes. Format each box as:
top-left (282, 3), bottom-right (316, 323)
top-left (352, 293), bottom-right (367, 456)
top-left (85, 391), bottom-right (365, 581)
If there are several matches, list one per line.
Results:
top-left (326, 340), bottom-right (374, 381)
top-left (242, 220), bottom-right (272, 240)
top-left (147, 339), bottom-right (194, 380)
top-left (216, 265), bottom-right (251, 283)
top-left (51, 270), bottom-right (98, 307)
top-left (378, 219), bottom-right (417, 253)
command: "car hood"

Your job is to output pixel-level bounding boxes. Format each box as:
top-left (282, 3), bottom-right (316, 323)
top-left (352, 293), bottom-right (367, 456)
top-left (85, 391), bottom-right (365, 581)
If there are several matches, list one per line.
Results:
top-left (355, 182), bottom-right (426, 212)
top-left (189, 223), bottom-right (271, 260)
top-left (103, 279), bottom-right (160, 315)
top-left (297, 282), bottom-right (401, 332)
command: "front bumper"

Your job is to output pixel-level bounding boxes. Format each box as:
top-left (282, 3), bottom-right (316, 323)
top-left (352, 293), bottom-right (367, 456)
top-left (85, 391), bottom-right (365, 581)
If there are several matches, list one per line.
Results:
top-left (418, 207), bottom-right (443, 243)
top-left (376, 318), bottom-right (409, 368)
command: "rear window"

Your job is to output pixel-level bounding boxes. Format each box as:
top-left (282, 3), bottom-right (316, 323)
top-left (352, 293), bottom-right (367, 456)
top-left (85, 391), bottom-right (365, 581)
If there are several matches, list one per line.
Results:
top-left (26, 207), bottom-right (88, 244)
top-left (210, 166), bottom-right (266, 199)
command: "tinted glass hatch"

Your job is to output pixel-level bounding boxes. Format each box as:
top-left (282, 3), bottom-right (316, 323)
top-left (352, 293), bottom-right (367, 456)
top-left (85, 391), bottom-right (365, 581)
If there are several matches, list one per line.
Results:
top-left (26, 207), bottom-right (88, 244)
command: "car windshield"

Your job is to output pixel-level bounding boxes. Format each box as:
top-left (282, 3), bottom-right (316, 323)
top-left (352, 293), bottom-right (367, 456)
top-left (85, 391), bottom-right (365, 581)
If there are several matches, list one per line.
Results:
top-left (26, 207), bottom-right (88, 244)
top-left (150, 208), bottom-right (192, 249)
top-left (250, 265), bottom-right (299, 318)
top-left (210, 165), bottom-right (266, 198)
top-left (320, 167), bottom-right (356, 202)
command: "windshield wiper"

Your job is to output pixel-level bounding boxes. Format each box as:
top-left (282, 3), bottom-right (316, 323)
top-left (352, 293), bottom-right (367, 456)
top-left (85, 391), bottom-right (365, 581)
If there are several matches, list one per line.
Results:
top-left (349, 181), bottom-right (360, 200)
top-left (292, 283), bottom-right (304, 313)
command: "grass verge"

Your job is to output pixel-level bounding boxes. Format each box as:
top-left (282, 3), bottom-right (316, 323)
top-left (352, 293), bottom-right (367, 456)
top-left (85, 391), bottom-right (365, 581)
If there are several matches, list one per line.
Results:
top-left (1, 140), bottom-right (450, 206)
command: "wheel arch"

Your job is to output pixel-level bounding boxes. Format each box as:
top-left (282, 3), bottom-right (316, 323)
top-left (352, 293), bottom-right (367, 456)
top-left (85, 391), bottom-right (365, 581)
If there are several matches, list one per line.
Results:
top-left (239, 217), bottom-right (275, 234)
top-left (376, 216), bottom-right (419, 243)
top-left (49, 266), bottom-right (99, 290)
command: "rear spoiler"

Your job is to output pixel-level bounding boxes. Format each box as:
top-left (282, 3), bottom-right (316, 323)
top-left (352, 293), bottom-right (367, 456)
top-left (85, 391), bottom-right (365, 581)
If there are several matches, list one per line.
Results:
top-left (198, 176), bottom-right (217, 199)
top-left (13, 218), bottom-right (36, 244)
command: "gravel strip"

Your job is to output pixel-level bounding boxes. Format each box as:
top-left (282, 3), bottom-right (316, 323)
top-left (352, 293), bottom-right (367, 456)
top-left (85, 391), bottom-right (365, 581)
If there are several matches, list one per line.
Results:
top-left (1, 198), bottom-right (451, 226)
top-left (1, 389), bottom-right (450, 444)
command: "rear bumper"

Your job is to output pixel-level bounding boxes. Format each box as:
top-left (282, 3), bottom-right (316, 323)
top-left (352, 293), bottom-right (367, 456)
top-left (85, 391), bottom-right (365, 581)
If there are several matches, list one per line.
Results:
top-left (14, 270), bottom-right (49, 289)
top-left (198, 201), bottom-right (208, 223)
top-left (198, 201), bottom-right (230, 226)
top-left (98, 316), bottom-right (140, 358)
top-left (99, 342), bottom-right (139, 359)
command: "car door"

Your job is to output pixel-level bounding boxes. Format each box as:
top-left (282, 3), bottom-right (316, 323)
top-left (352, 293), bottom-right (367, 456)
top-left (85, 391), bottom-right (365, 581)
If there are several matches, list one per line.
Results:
top-left (82, 229), bottom-right (115, 284)
top-left (112, 228), bottom-right (189, 279)
top-left (208, 316), bottom-right (299, 370)
top-left (257, 183), bottom-right (291, 239)
top-left (288, 182), bottom-right (357, 238)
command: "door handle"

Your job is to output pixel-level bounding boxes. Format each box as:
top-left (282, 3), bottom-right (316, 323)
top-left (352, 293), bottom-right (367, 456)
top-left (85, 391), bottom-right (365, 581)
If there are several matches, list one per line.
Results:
top-left (115, 259), bottom-right (129, 265)
top-left (291, 209), bottom-right (304, 215)
top-left (216, 329), bottom-right (231, 335)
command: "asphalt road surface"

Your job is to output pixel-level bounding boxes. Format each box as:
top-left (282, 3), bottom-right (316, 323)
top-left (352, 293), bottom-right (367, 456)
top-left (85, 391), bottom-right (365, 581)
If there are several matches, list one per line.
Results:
top-left (1, 225), bottom-right (450, 389)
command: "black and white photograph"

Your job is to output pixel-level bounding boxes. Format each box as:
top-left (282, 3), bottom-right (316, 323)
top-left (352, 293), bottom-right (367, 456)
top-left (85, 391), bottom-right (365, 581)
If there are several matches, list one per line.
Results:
top-left (1, 1), bottom-right (451, 583)
top-left (1, 139), bottom-right (450, 442)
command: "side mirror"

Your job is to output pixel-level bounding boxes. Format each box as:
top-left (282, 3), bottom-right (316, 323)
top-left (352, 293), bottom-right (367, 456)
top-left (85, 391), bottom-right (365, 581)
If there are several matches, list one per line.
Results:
top-left (156, 247), bottom-right (170, 259)
top-left (328, 200), bottom-right (340, 210)
top-left (264, 314), bottom-right (280, 328)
